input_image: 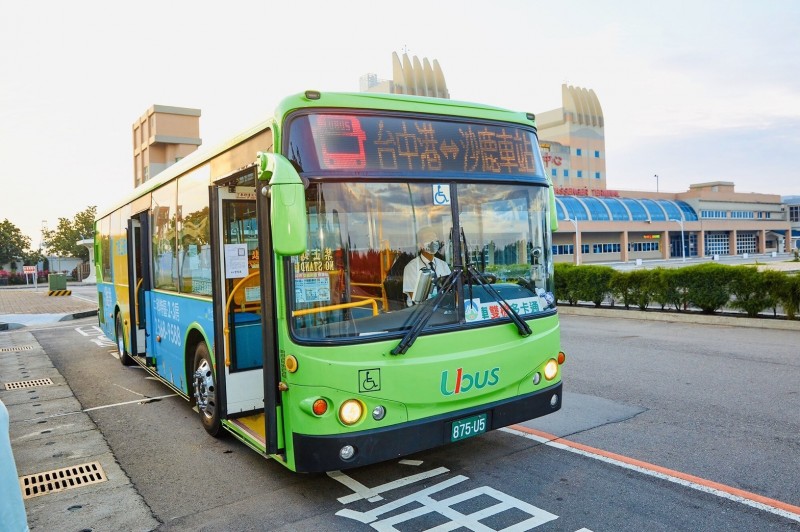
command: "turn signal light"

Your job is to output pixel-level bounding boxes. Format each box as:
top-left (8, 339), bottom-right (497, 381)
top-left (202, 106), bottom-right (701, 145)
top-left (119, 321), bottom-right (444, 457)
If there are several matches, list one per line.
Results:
top-left (558, 351), bottom-right (566, 365)
top-left (312, 399), bottom-right (328, 416)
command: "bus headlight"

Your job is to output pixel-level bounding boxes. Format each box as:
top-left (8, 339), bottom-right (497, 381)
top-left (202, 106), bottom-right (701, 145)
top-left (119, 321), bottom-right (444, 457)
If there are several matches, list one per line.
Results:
top-left (339, 400), bottom-right (363, 425)
top-left (543, 359), bottom-right (559, 380)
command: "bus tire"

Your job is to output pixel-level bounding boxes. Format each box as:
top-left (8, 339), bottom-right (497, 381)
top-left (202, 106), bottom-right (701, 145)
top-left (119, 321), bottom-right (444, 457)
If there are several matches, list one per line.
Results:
top-left (115, 314), bottom-right (135, 366)
top-left (192, 343), bottom-right (221, 437)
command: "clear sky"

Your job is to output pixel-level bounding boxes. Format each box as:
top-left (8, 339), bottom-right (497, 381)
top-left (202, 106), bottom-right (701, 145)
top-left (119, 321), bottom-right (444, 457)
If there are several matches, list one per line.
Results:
top-left (2, 0), bottom-right (798, 245)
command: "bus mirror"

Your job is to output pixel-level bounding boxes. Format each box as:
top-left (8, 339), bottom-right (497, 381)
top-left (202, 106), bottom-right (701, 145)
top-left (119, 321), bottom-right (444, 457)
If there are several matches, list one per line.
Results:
top-left (257, 152), bottom-right (308, 256)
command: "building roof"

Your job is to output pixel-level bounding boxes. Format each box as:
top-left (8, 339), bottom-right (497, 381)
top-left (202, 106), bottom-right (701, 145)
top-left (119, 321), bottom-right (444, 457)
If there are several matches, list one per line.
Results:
top-left (555, 195), bottom-right (698, 222)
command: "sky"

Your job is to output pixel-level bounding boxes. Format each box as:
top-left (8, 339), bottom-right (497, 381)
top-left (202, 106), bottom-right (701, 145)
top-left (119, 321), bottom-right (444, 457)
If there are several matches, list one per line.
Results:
top-left (2, 0), bottom-right (799, 246)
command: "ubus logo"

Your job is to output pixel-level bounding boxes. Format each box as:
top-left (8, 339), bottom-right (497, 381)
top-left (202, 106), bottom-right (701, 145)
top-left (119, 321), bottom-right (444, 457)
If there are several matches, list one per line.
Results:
top-left (440, 367), bottom-right (500, 396)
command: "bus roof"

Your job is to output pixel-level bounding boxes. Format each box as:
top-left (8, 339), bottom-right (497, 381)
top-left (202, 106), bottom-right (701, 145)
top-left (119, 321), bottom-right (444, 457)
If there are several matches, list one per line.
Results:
top-left (97, 91), bottom-right (537, 220)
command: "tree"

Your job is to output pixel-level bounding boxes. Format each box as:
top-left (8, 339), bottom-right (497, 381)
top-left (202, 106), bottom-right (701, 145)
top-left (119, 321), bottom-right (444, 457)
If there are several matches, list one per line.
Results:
top-left (42, 206), bottom-right (96, 261)
top-left (0, 219), bottom-right (32, 268)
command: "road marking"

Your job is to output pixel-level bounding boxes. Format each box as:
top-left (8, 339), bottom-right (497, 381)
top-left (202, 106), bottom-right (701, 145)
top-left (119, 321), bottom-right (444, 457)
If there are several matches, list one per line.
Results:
top-left (329, 466), bottom-right (450, 504)
top-left (505, 425), bottom-right (800, 524)
top-left (19, 394), bottom-right (179, 422)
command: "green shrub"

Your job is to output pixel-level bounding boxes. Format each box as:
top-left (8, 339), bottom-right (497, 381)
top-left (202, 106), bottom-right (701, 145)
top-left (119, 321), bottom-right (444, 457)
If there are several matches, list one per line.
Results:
top-left (683, 263), bottom-right (734, 314)
top-left (760, 269), bottom-right (787, 317)
top-left (780, 274), bottom-right (800, 320)
top-left (553, 263), bottom-right (579, 305)
top-left (574, 265), bottom-right (615, 307)
top-left (627, 269), bottom-right (655, 310)
top-left (609, 271), bottom-right (634, 309)
top-left (729, 266), bottom-right (773, 317)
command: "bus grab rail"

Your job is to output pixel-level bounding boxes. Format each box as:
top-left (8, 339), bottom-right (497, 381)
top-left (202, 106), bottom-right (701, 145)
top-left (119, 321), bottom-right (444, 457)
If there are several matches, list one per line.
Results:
top-left (135, 278), bottom-right (143, 326)
top-left (292, 298), bottom-right (379, 318)
top-left (224, 271), bottom-right (261, 368)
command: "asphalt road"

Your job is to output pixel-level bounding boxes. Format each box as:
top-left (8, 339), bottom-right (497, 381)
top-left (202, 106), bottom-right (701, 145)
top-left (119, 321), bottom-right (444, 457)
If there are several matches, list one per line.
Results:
top-left (27, 314), bottom-right (800, 531)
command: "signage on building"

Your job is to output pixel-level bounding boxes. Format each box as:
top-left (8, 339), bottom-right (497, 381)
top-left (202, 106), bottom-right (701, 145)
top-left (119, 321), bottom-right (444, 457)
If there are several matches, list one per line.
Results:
top-left (554, 187), bottom-right (620, 198)
top-left (643, 234), bottom-right (661, 240)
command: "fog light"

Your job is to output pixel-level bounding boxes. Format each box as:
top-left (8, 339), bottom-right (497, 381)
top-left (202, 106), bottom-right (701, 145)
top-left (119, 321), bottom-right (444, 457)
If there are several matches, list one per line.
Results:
top-left (340, 445), bottom-right (355, 461)
top-left (285, 355), bottom-right (298, 373)
top-left (544, 359), bottom-right (559, 380)
top-left (532, 373), bottom-right (541, 385)
top-left (339, 399), bottom-right (363, 425)
top-left (550, 394), bottom-right (559, 407)
top-left (372, 405), bottom-right (386, 420)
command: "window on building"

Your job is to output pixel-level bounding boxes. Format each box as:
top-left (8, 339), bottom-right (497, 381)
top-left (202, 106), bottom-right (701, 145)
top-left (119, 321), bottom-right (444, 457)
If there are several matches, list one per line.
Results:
top-left (790, 205), bottom-right (800, 222)
top-left (577, 170), bottom-right (583, 178)
top-left (576, 148), bottom-right (582, 156)
top-left (551, 168), bottom-right (557, 178)
top-left (730, 211), bottom-right (754, 219)
top-left (701, 210), bottom-right (727, 219)
top-left (736, 233), bottom-right (757, 254)
top-left (595, 172), bottom-right (601, 179)
top-left (563, 170), bottom-right (569, 178)
top-left (629, 241), bottom-right (660, 252)
top-left (594, 151), bottom-right (600, 158)
top-left (592, 243), bottom-right (621, 254)
top-left (553, 244), bottom-right (575, 255)
top-left (705, 232), bottom-right (730, 255)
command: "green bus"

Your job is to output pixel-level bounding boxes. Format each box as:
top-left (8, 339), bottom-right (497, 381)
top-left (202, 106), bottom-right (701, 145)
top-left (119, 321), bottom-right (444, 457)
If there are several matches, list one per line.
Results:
top-left (95, 91), bottom-right (564, 472)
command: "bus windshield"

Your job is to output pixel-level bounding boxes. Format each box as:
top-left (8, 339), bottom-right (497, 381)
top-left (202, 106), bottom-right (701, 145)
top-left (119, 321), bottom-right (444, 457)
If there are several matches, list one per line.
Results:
top-left (289, 181), bottom-right (555, 342)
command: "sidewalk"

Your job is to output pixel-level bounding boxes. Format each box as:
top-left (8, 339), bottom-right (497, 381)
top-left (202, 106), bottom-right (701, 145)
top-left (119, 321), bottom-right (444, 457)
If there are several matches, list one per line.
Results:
top-left (0, 287), bottom-right (97, 330)
top-left (0, 285), bottom-right (158, 530)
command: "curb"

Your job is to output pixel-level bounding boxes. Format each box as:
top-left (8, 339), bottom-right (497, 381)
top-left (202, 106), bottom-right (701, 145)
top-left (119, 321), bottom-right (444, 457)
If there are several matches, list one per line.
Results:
top-left (59, 309), bottom-right (99, 321)
top-left (557, 305), bottom-right (800, 332)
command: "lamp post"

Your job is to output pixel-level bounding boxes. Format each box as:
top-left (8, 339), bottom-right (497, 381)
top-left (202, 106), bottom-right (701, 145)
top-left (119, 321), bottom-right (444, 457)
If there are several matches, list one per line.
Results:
top-left (654, 174), bottom-right (659, 193)
top-left (564, 218), bottom-right (580, 265)
top-left (670, 218), bottom-right (685, 262)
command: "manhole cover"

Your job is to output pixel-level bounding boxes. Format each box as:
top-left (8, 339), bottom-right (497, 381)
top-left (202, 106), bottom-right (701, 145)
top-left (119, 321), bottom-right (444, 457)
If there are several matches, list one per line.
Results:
top-left (4, 378), bottom-right (54, 390)
top-left (19, 461), bottom-right (107, 499)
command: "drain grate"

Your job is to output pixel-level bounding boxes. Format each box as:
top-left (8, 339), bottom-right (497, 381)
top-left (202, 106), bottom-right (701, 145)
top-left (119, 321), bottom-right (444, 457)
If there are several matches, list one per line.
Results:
top-left (19, 461), bottom-right (107, 499)
top-left (4, 378), bottom-right (54, 390)
top-left (0, 345), bottom-right (34, 353)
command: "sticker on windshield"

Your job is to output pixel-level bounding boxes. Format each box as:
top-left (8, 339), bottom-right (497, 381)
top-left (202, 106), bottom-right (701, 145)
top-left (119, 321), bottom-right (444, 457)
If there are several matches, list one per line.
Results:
top-left (464, 297), bottom-right (542, 323)
top-left (295, 272), bottom-right (331, 303)
top-left (432, 184), bottom-right (451, 205)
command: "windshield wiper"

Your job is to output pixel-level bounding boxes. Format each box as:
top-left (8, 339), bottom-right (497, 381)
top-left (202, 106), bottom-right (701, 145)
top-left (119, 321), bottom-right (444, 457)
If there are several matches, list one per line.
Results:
top-left (391, 268), bottom-right (461, 355)
top-left (465, 265), bottom-right (532, 337)
top-left (459, 228), bottom-right (531, 337)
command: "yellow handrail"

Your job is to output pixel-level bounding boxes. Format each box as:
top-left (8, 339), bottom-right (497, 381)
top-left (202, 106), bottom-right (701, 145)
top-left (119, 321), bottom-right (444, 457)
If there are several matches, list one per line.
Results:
top-left (224, 271), bottom-right (261, 368)
top-left (134, 278), bottom-right (143, 326)
top-left (292, 298), bottom-right (378, 318)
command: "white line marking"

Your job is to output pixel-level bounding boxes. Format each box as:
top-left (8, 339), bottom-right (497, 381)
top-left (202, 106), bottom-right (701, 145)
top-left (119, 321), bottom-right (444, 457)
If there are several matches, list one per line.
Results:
top-left (329, 466), bottom-right (450, 504)
top-left (502, 427), bottom-right (800, 524)
top-left (336, 475), bottom-right (559, 530)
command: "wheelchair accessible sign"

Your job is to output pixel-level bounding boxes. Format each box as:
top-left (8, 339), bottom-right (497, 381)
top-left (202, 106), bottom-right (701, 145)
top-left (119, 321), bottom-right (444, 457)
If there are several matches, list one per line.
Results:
top-left (432, 184), bottom-right (451, 205)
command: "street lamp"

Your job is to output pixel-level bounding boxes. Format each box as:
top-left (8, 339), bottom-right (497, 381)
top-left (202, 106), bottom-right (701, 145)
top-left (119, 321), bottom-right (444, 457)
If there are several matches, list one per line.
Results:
top-left (670, 218), bottom-right (686, 262)
top-left (564, 218), bottom-right (580, 265)
top-left (654, 174), bottom-right (659, 193)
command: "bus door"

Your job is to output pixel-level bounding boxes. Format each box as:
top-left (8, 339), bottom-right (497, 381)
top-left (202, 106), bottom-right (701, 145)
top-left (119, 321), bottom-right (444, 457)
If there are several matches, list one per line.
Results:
top-left (213, 185), bottom-right (268, 416)
top-left (126, 213), bottom-right (149, 356)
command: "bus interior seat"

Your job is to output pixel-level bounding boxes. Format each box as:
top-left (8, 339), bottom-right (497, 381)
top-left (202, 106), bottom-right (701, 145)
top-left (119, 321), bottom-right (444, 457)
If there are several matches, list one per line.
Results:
top-left (382, 251), bottom-right (415, 311)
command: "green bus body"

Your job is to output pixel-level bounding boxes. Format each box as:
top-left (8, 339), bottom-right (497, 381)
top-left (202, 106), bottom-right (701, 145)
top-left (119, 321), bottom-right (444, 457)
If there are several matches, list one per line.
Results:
top-left (95, 91), bottom-right (563, 472)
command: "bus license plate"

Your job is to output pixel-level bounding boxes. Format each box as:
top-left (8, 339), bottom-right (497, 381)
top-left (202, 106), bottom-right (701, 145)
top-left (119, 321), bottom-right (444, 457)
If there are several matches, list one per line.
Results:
top-left (450, 413), bottom-right (487, 442)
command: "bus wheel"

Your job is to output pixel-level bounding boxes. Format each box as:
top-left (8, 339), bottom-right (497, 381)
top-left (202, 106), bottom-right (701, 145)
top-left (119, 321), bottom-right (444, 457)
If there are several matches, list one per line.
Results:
top-left (115, 315), bottom-right (134, 366)
top-left (192, 343), bottom-right (221, 437)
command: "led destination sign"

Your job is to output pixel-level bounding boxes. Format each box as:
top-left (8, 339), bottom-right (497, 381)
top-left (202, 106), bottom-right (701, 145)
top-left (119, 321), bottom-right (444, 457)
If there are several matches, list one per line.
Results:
top-left (287, 113), bottom-right (543, 177)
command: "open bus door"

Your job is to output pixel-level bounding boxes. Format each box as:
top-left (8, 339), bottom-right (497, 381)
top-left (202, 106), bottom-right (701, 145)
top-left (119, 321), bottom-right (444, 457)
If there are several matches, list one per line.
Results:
top-left (210, 178), bottom-right (280, 455)
top-left (125, 213), bottom-right (149, 361)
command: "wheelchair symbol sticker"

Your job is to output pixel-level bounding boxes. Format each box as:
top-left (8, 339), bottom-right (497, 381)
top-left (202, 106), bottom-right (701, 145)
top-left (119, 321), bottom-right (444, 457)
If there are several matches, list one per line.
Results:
top-left (432, 184), bottom-right (451, 206)
top-left (359, 369), bottom-right (381, 392)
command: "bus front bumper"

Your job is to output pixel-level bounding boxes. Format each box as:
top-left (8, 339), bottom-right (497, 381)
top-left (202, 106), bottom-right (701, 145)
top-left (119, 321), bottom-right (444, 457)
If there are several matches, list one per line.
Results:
top-left (291, 382), bottom-right (562, 473)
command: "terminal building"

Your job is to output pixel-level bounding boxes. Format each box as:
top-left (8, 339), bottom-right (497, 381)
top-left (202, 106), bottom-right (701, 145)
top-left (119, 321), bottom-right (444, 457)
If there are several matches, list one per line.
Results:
top-left (536, 84), bottom-right (793, 263)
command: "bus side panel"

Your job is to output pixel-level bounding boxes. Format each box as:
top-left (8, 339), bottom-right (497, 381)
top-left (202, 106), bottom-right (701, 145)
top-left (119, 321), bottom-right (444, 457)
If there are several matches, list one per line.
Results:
top-left (97, 282), bottom-right (116, 339)
top-left (147, 291), bottom-right (214, 394)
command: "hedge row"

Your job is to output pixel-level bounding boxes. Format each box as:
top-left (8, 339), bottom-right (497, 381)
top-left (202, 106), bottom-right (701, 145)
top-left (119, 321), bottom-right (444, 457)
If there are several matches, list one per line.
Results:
top-left (554, 262), bottom-right (800, 319)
